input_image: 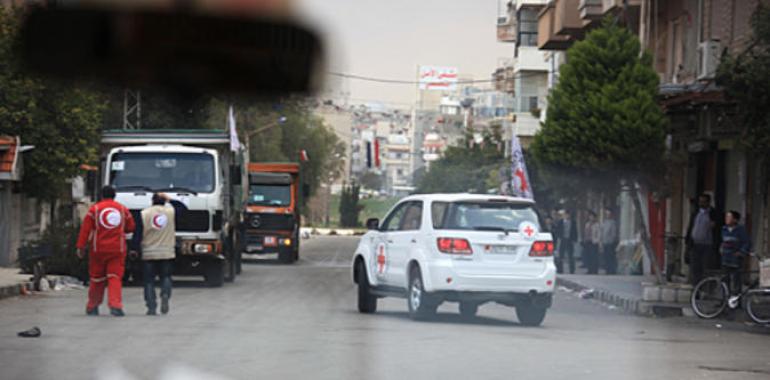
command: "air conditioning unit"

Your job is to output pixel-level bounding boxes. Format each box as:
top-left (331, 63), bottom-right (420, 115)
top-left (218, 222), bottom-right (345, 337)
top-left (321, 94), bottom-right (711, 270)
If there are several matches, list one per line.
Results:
top-left (697, 40), bottom-right (721, 80)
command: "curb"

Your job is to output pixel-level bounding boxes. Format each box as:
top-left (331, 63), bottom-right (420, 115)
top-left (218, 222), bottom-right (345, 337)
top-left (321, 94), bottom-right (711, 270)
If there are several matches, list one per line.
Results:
top-left (556, 277), bottom-right (689, 318)
top-left (0, 281), bottom-right (33, 301)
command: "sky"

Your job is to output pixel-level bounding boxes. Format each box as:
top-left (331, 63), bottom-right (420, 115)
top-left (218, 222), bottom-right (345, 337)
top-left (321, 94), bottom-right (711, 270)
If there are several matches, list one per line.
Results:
top-left (296, 0), bottom-right (513, 107)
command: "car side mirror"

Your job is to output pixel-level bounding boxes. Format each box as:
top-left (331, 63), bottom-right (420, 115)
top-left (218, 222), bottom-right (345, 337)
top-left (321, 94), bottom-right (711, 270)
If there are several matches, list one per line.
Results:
top-left (231, 165), bottom-right (242, 186)
top-left (366, 218), bottom-right (380, 231)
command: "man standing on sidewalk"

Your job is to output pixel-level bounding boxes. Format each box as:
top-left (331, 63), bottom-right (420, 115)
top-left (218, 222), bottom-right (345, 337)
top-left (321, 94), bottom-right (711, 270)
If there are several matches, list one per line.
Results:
top-left (600, 209), bottom-right (619, 275)
top-left (582, 211), bottom-right (601, 274)
top-left (686, 194), bottom-right (720, 286)
top-left (556, 210), bottom-right (577, 274)
top-left (76, 186), bottom-right (135, 317)
top-left (130, 193), bottom-right (187, 315)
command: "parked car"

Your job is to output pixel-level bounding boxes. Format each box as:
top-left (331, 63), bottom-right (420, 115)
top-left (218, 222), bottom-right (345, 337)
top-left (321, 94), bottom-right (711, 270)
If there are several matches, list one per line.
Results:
top-left (351, 193), bottom-right (556, 326)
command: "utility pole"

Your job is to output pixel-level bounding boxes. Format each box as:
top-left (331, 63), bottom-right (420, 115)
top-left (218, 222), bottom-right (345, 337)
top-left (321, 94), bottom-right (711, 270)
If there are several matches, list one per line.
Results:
top-left (123, 89), bottom-right (141, 130)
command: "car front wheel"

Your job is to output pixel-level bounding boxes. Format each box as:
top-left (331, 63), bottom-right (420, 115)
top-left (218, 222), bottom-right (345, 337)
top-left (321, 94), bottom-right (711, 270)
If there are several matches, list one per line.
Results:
top-left (407, 266), bottom-right (438, 320)
top-left (357, 261), bottom-right (377, 313)
top-left (516, 304), bottom-right (547, 326)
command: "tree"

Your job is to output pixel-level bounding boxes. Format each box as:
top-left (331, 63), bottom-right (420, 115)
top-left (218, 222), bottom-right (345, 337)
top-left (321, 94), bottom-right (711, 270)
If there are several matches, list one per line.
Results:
top-left (717, 5), bottom-right (770, 159)
top-left (416, 124), bottom-right (507, 194)
top-left (0, 7), bottom-right (106, 200)
top-left (339, 184), bottom-right (362, 228)
top-left (205, 99), bottom-right (346, 212)
top-left (530, 19), bottom-right (667, 283)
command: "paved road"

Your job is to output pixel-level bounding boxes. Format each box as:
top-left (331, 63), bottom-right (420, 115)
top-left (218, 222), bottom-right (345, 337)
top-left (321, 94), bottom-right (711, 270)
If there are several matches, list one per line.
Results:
top-left (1, 236), bottom-right (769, 380)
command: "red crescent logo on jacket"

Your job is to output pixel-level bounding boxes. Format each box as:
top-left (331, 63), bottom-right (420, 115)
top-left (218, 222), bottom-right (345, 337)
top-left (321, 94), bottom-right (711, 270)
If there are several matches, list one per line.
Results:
top-left (99, 208), bottom-right (122, 229)
top-left (152, 214), bottom-right (168, 230)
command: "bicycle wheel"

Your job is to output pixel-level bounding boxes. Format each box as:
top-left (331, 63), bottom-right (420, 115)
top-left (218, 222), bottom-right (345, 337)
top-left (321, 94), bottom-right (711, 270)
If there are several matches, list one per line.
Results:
top-left (691, 277), bottom-right (729, 319)
top-left (745, 289), bottom-right (770, 325)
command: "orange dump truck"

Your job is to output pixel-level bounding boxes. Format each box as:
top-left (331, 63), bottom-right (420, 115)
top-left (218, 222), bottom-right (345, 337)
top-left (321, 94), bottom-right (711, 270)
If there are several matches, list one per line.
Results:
top-left (241, 163), bottom-right (304, 263)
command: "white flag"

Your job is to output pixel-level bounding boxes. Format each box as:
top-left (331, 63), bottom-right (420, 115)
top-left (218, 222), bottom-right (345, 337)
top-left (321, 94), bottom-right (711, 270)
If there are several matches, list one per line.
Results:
top-left (228, 106), bottom-right (241, 152)
top-left (510, 136), bottom-right (534, 200)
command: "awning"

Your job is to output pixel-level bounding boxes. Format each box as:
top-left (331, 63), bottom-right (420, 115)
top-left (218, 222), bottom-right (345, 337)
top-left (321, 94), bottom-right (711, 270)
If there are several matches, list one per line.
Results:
top-left (0, 136), bottom-right (20, 181)
top-left (659, 82), bottom-right (727, 108)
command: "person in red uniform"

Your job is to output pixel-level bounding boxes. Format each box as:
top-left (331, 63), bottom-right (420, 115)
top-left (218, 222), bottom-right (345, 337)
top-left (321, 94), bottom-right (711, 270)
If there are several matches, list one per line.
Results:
top-left (76, 186), bottom-right (135, 316)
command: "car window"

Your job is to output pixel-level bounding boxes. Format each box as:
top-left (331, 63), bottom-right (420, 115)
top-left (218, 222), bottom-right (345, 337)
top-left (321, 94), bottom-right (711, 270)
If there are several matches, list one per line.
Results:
top-left (399, 201), bottom-right (423, 231)
top-left (431, 201), bottom-right (448, 229)
top-left (436, 202), bottom-right (540, 231)
top-left (380, 202), bottom-right (410, 231)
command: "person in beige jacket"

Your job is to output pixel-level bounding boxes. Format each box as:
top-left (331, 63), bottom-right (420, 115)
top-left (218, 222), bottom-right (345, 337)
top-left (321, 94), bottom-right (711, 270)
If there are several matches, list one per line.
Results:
top-left (130, 193), bottom-right (187, 315)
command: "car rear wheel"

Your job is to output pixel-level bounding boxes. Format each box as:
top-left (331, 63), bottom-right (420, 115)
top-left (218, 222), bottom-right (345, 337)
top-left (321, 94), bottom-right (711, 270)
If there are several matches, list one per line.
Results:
top-left (516, 304), bottom-right (547, 326)
top-left (407, 266), bottom-right (437, 320)
top-left (459, 302), bottom-right (478, 318)
top-left (357, 261), bottom-right (377, 313)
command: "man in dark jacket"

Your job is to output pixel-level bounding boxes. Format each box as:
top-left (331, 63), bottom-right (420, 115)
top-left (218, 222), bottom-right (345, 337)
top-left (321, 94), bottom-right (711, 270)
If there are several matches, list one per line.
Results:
top-left (686, 194), bottom-right (721, 286)
top-left (556, 209), bottom-right (578, 274)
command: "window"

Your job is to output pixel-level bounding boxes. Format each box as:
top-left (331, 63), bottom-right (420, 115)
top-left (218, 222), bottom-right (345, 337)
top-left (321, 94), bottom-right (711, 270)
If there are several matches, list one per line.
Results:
top-left (434, 201), bottom-right (540, 231)
top-left (381, 202), bottom-right (409, 231)
top-left (110, 152), bottom-right (216, 193)
top-left (517, 8), bottom-right (539, 47)
top-left (399, 202), bottom-right (423, 231)
top-left (431, 201), bottom-right (449, 229)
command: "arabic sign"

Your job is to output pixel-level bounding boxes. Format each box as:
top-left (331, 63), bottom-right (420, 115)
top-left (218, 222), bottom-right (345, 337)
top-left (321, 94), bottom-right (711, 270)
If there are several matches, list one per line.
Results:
top-left (419, 66), bottom-right (458, 91)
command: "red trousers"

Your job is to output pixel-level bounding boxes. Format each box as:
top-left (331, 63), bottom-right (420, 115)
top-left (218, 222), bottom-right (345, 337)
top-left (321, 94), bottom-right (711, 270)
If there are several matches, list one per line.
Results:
top-left (87, 253), bottom-right (125, 310)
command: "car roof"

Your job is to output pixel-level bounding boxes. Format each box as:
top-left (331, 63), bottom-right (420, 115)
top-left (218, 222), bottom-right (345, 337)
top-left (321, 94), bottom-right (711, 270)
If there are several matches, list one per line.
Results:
top-left (398, 193), bottom-right (536, 205)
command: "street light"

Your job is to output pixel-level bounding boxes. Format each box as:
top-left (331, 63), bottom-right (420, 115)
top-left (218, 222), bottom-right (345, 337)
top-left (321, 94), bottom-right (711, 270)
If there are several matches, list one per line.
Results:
top-left (243, 116), bottom-right (287, 159)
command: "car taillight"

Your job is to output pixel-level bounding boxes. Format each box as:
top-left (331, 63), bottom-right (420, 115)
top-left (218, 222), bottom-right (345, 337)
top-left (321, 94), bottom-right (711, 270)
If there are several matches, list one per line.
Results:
top-left (529, 241), bottom-right (554, 257)
top-left (437, 238), bottom-right (473, 255)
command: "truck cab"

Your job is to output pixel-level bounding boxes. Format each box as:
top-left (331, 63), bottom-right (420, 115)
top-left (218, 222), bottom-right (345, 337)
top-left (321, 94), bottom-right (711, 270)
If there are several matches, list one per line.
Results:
top-left (242, 163), bottom-right (301, 263)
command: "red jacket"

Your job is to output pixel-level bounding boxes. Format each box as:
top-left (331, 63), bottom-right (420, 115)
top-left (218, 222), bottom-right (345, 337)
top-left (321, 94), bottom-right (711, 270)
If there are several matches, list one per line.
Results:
top-left (76, 199), bottom-right (135, 256)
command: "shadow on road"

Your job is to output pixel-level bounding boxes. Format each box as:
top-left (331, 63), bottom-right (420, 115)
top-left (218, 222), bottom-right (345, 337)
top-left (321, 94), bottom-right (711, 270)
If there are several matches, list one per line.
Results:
top-left (357, 309), bottom-right (525, 327)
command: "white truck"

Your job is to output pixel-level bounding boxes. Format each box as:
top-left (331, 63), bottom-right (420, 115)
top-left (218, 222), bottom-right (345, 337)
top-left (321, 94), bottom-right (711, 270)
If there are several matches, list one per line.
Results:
top-left (100, 130), bottom-right (245, 287)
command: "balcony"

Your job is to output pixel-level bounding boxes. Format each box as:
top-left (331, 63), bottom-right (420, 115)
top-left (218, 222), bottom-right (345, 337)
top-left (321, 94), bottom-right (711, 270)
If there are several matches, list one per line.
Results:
top-left (602, 0), bottom-right (641, 12)
top-left (497, 16), bottom-right (517, 43)
top-left (579, 0), bottom-right (603, 22)
top-left (493, 65), bottom-right (516, 94)
top-left (515, 46), bottom-right (549, 72)
top-left (537, 3), bottom-right (572, 50)
top-left (554, 0), bottom-right (583, 37)
top-left (515, 0), bottom-right (549, 11)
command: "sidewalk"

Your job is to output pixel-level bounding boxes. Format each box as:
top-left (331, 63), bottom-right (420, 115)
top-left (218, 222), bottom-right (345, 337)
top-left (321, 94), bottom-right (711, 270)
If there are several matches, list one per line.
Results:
top-left (557, 273), bottom-right (692, 317)
top-left (0, 267), bottom-right (33, 300)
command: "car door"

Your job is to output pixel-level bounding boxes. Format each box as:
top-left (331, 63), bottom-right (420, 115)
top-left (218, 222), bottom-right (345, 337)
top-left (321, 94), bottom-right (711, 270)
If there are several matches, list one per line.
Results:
top-left (387, 201), bottom-right (423, 287)
top-left (374, 201), bottom-right (409, 286)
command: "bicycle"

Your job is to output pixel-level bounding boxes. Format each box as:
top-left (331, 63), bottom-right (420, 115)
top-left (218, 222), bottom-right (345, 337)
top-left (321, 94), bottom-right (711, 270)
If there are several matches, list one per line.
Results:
top-left (690, 253), bottom-right (770, 324)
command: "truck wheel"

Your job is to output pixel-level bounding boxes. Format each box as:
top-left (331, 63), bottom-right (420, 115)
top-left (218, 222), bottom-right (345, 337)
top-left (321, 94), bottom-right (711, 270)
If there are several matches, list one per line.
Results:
top-left (205, 261), bottom-right (225, 287)
top-left (516, 305), bottom-right (547, 327)
top-left (278, 249), bottom-right (294, 264)
top-left (356, 261), bottom-right (377, 313)
top-left (407, 266), bottom-right (438, 321)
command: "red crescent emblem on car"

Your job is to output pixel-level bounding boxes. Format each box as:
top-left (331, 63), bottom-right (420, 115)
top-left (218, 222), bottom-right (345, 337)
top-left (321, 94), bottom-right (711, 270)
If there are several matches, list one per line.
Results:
top-left (152, 214), bottom-right (168, 230)
top-left (98, 208), bottom-right (122, 229)
top-left (376, 244), bottom-right (386, 274)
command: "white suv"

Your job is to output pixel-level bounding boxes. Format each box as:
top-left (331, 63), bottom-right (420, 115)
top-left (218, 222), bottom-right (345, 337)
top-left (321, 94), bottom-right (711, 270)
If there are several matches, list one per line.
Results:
top-left (351, 193), bottom-right (556, 326)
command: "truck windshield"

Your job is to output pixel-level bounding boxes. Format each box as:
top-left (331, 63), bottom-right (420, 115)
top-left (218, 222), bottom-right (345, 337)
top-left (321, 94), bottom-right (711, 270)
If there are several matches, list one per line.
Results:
top-left (249, 185), bottom-right (291, 206)
top-left (110, 152), bottom-right (215, 193)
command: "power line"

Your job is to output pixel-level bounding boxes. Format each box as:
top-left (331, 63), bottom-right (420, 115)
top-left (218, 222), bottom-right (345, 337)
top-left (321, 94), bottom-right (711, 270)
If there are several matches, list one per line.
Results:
top-left (327, 71), bottom-right (552, 86)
